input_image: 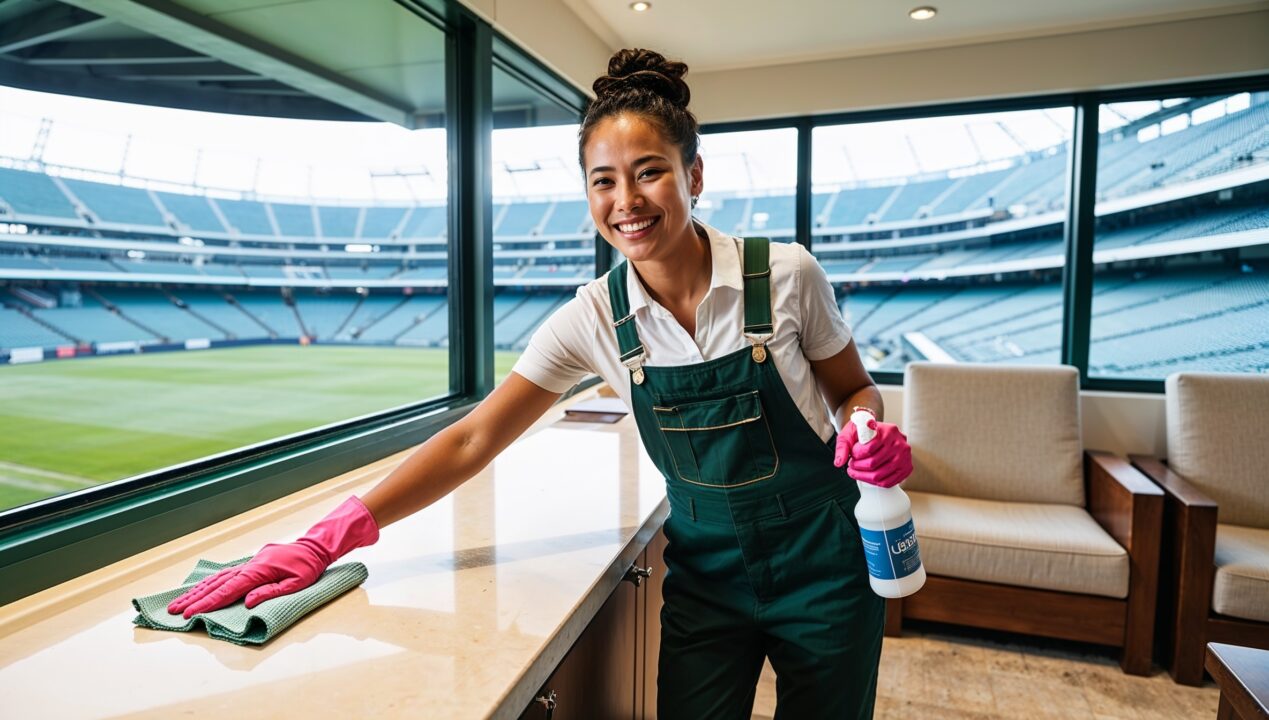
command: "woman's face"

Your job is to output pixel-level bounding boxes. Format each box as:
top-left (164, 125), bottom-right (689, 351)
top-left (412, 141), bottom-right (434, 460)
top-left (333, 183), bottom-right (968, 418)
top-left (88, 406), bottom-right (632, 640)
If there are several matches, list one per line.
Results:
top-left (583, 113), bottom-right (703, 264)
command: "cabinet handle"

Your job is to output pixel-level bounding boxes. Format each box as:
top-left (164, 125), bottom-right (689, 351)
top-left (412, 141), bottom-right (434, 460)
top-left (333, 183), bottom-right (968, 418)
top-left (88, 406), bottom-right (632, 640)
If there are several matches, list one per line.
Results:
top-left (534, 689), bottom-right (557, 719)
top-left (623, 564), bottom-right (653, 587)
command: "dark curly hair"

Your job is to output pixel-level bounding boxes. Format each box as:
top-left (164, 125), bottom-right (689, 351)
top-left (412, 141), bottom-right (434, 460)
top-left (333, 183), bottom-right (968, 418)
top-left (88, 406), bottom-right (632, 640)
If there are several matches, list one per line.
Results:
top-left (578, 48), bottom-right (700, 174)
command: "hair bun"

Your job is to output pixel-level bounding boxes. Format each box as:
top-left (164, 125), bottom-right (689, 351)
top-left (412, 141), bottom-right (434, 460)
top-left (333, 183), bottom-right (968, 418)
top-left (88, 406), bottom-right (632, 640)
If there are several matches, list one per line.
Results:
top-left (592, 48), bottom-right (690, 108)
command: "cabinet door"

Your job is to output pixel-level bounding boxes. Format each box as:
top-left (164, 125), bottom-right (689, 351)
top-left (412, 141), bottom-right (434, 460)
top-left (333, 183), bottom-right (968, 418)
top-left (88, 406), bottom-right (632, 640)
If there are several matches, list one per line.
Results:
top-left (521, 577), bottom-right (638, 720)
top-left (642, 528), bottom-right (667, 720)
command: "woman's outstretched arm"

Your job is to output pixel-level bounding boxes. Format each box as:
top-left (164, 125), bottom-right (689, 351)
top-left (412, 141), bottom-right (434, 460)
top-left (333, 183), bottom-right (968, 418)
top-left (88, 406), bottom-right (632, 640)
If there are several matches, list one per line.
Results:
top-left (361, 372), bottom-right (563, 527)
top-left (168, 372), bottom-right (563, 616)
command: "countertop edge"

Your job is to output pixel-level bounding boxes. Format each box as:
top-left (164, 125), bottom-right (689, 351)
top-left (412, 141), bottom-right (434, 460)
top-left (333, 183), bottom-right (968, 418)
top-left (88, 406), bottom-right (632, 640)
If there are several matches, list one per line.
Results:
top-left (489, 495), bottom-right (670, 720)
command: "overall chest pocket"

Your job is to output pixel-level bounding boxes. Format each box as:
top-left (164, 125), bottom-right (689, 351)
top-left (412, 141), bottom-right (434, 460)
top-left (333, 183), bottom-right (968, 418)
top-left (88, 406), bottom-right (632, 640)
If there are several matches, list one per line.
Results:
top-left (653, 390), bottom-right (779, 487)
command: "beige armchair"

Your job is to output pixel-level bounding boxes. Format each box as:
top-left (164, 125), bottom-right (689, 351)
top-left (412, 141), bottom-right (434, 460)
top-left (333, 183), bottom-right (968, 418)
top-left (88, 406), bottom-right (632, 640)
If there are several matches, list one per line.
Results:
top-left (886, 362), bottom-right (1164, 675)
top-left (1131, 372), bottom-right (1269, 685)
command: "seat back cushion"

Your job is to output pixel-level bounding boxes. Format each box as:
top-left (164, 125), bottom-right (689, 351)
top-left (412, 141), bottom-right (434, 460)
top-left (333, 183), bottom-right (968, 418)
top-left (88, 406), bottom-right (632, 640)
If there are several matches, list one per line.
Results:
top-left (903, 362), bottom-right (1084, 506)
top-left (1167, 372), bottom-right (1269, 529)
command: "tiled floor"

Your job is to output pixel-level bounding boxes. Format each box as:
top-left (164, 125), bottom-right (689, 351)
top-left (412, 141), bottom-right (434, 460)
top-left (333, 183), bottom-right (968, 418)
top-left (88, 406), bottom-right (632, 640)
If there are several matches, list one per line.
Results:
top-left (751, 622), bottom-right (1219, 719)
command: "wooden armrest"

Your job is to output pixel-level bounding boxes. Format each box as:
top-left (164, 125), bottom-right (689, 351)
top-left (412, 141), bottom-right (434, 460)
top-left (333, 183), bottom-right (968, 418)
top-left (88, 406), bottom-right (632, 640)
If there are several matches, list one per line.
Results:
top-left (1085, 451), bottom-right (1163, 554)
top-left (1129, 455), bottom-right (1219, 510)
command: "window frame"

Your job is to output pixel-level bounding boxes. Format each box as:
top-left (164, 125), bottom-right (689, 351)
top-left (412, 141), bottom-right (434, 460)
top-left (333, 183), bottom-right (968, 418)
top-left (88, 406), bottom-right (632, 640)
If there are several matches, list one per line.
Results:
top-left (701, 73), bottom-right (1269, 390)
top-left (0, 1), bottom-right (591, 604)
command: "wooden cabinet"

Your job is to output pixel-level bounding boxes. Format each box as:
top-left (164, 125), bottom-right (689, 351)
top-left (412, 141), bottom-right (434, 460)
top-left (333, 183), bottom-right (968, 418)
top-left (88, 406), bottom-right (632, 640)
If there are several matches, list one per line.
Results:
top-left (522, 527), bottom-right (666, 720)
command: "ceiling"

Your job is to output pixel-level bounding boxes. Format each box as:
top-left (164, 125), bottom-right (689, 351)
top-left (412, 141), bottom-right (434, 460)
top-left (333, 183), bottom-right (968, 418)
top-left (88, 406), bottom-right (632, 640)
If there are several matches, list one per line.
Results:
top-left (563, 0), bottom-right (1269, 73)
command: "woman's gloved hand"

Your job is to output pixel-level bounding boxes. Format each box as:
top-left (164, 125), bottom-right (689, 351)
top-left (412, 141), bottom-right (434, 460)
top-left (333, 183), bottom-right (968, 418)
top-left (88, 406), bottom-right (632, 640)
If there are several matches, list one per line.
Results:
top-left (167, 496), bottom-right (379, 618)
top-left (833, 410), bottom-right (913, 488)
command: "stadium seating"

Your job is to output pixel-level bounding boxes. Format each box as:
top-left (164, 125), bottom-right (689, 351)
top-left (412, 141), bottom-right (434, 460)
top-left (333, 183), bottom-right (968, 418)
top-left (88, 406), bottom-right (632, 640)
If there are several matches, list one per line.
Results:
top-left (494, 294), bottom-right (564, 349)
top-left (360, 295), bottom-right (445, 343)
top-left (228, 291), bottom-right (304, 337)
top-left (63, 179), bottom-right (166, 227)
top-left (215, 198), bottom-right (274, 236)
top-left (497, 202), bottom-right (551, 236)
top-left (0, 167), bottom-right (79, 219)
top-left (0, 307), bottom-right (74, 349)
top-left (748, 195), bottom-right (796, 233)
top-left (2, 95), bottom-right (1263, 375)
top-left (93, 287), bottom-right (223, 341)
top-left (879, 178), bottom-right (955, 222)
top-left (168, 289), bottom-right (265, 339)
top-left (400, 206), bottom-right (447, 238)
top-left (271, 202), bottom-right (316, 237)
top-left (394, 298), bottom-right (450, 345)
top-left (318, 206), bottom-right (360, 238)
top-left (542, 200), bottom-right (588, 235)
top-left (292, 292), bottom-right (361, 339)
top-left (29, 293), bottom-right (157, 344)
top-left (361, 207), bottom-right (408, 238)
top-left (155, 191), bottom-right (226, 233)
top-left (331, 294), bottom-right (400, 340)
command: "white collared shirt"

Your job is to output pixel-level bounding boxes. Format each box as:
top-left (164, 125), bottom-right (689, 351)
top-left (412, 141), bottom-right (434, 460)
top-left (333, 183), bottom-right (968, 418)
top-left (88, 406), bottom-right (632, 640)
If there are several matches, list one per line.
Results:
top-left (511, 220), bottom-right (853, 441)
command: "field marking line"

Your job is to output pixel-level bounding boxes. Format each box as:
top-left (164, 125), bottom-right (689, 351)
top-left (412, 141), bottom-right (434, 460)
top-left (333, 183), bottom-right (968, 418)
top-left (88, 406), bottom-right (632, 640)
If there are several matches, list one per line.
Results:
top-left (0, 461), bottom-right (97, 486)
top-left (0, 475), bottom-right (77, 494)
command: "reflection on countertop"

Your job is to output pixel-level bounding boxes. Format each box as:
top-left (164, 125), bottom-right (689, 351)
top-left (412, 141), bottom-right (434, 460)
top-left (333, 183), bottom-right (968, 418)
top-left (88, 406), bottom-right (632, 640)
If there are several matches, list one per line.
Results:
top-left (0, 389), bottom-right (668, 719)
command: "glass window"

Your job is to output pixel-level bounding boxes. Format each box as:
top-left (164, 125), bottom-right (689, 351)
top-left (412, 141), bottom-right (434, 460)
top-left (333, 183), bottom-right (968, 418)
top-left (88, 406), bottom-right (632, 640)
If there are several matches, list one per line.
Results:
top-left (490, 66), bottom-right (585, 385)
top-left (811, 108), bottom-right (1074, 371)
top-left (697, 128), bottom-right (798, 241)
top-left (0, 3), bottom-right (449, 514)
top-left (1089, 92), bottom-right (1269, 380)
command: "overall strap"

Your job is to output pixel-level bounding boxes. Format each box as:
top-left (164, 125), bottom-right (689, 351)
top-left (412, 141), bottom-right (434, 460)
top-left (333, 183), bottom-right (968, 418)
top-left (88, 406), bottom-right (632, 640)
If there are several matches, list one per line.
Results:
top-left (742, 237), bottom-right (773, 362)
top-left (607, 261), bottom-right (647, 383)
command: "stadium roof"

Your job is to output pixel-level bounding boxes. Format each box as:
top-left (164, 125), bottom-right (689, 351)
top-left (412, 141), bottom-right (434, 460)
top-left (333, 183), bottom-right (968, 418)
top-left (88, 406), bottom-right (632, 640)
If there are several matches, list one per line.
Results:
top-left (0, 0), bottom-right (577, 129)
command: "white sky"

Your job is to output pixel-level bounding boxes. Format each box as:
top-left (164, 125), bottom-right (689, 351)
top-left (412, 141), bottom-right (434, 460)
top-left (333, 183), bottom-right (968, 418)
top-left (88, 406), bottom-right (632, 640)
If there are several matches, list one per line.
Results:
top-left (0, 85), bottom-right (1244, 204)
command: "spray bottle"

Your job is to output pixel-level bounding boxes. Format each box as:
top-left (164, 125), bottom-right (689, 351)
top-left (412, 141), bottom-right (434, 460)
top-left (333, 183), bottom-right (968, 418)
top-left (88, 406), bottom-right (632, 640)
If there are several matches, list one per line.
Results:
top-left (851, 410), bottom-right (926, 598)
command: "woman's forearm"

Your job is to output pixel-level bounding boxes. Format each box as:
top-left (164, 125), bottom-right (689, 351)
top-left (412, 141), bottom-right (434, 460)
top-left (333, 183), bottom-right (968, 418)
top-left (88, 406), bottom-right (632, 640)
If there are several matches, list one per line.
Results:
top-left (834, 385), bottom-right (884, 428)
top-left (358, 420), bottom-right (494, 528)
top-left (355, 372), bottom-right (563, 530)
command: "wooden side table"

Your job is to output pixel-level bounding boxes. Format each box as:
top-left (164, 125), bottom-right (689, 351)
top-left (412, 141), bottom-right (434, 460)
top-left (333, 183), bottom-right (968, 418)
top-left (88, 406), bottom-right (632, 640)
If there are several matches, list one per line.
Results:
top-left (1206, 643), bottom-right (1269, 720)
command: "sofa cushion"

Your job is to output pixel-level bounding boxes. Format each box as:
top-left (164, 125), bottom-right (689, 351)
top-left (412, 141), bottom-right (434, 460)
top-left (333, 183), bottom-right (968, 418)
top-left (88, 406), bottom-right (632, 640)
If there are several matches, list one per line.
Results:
top-left (903, 362), bottom-right (1084, 506)
top-left (909, 491), bottom-right (1129, 598)
top-left (1166, 372), bottom-right (1269, 529)
top-left (1212, 524), bottom-right (1269, 623)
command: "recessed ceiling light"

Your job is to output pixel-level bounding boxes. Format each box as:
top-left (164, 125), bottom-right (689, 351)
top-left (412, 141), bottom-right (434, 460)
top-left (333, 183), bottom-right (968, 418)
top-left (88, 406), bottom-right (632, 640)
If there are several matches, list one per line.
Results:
top-left (630, 1), bottom-right (651, 11)
top-left (909, 6), bottom-right (937, 20)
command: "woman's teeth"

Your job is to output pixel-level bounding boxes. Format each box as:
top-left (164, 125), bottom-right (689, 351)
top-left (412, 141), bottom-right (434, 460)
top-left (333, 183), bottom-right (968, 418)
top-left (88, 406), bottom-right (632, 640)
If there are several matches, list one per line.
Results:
top-left (618, 217), bottom-right (658, 233)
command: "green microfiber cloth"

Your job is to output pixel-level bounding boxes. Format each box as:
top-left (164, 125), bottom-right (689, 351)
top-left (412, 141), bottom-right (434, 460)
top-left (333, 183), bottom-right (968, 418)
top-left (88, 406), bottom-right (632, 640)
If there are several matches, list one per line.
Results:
top-left (132, 556), bottom-right (368, 646)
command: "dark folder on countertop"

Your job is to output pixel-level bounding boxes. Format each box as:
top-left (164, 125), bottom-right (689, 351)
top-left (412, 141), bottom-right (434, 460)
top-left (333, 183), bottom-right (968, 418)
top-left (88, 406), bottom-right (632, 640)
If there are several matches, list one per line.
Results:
top-left (562, 397), bottom-right (629, 424)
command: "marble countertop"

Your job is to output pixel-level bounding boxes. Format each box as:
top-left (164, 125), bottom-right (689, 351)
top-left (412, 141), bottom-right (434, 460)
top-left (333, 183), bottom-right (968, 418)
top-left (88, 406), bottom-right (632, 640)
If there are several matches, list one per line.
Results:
top-left (0, 388), bottom-right (668, 719)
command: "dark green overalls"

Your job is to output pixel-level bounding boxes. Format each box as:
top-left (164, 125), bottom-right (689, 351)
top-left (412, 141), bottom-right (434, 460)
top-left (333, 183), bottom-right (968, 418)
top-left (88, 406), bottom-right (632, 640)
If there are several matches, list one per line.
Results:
top-left (608, 237), bottom-right (885, 720)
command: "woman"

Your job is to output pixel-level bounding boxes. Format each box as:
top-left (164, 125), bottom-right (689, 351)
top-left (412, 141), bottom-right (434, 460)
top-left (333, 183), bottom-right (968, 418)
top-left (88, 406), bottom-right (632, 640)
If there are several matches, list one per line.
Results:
top-left (170, 48), bottom-right (913, 719)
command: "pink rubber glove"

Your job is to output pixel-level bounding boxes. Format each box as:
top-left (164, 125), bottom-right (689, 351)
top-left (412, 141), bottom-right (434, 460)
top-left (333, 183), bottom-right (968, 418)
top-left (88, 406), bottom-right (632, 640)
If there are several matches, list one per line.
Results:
top-left (833, 413), bottom-right (913, 488)
top-left (167, 496), bottom-right (379, 619)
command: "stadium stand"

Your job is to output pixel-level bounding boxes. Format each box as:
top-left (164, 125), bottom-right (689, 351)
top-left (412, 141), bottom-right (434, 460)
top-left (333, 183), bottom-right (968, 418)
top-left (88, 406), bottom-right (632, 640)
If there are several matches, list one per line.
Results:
top-left (542, 200), bottom-right (588, 235)
top-left (154, 191), bottom-right (226, 233)
top-left (400, 206), bottom-right (447, 238)
top-left (93, 287), bottom-right (222, 341)
top-left (1, 94), bottom-right (1264, 380)
top-left (497, 202), bottom-right (551, 236)
top-left (360, 295), bottom-right (445, 343)
top-left (293, 292), bottom-right (360, 339)
top-left (271, 202), bottom-right (316, 237)
top-left (228, 291), bottom-right (304, 337)
top-left (318, 206), bottom-right (360, 238)
top-left (215, 198), bottom-right (275, 236)
top-left (361, 207), bottom-right (408, 238)
top-left (62, 179), bottom-right (167, 227)
top-left (0, 167), bottom-right (79, 218)
top-left (0, 306), bottom-right (73, 348)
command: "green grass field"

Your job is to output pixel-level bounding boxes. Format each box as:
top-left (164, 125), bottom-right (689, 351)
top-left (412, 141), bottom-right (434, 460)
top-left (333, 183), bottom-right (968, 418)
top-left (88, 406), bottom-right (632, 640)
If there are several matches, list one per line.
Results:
top-left (0, 345), bottom-right (522, 512)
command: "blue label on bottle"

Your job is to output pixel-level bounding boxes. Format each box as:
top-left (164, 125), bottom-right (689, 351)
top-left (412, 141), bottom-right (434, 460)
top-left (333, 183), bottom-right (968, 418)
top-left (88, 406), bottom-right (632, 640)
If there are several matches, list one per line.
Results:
top-left (859, 519), bottom-right (922, 581)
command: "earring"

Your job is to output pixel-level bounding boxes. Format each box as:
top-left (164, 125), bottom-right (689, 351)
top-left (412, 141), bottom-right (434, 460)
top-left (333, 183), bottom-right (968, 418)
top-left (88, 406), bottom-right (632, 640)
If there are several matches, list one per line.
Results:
top-left (691, 195), bottom-right (699, 209)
